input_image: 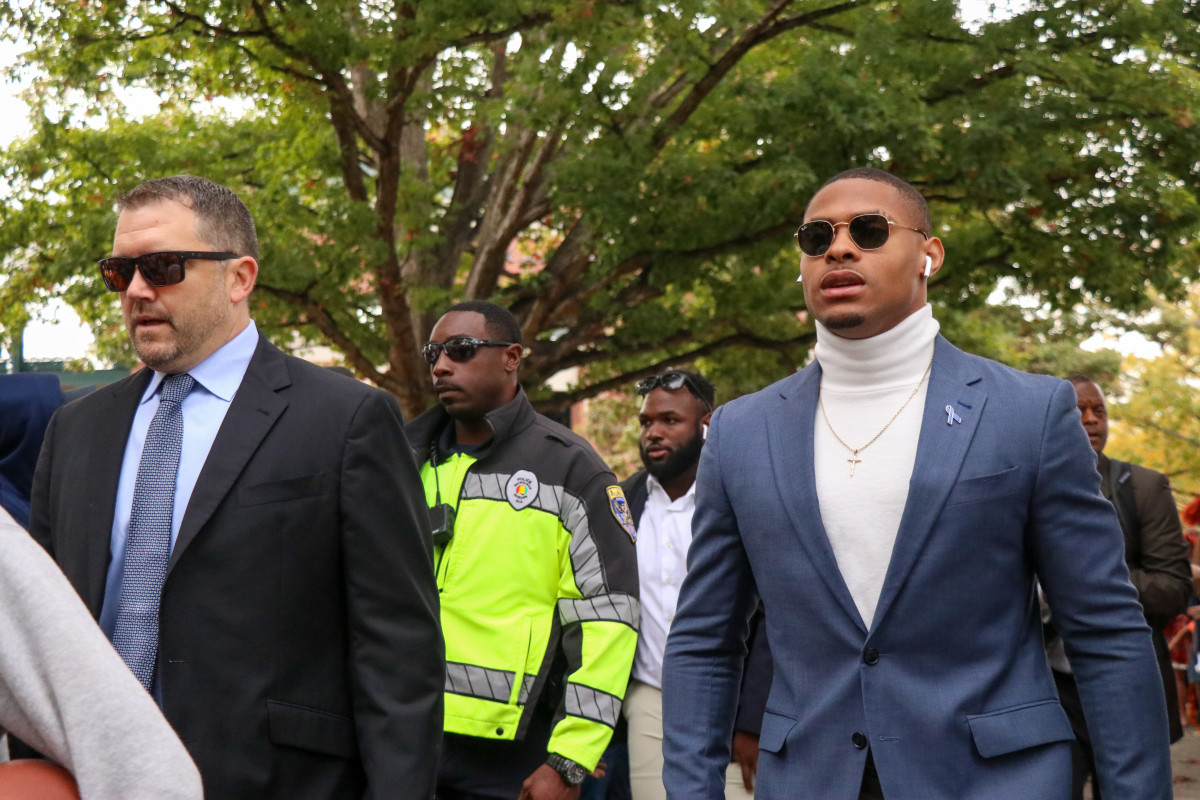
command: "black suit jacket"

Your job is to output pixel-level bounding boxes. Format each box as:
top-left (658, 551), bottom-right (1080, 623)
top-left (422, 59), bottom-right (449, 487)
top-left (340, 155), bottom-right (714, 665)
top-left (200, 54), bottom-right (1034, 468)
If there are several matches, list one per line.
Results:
top-left (621, 470), bottom-right (772, 736)
top-left (1099, 453), bottom-right (1191, 743)
top-left (30, 334), bottom-right (444, 799)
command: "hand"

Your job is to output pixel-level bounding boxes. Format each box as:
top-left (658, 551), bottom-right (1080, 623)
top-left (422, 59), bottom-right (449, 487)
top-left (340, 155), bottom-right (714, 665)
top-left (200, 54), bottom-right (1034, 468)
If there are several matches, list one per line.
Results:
top-left (518, 764), bottom-right (582, 800)
top-left (591, 758), bottom-right (607, 780)
top-left (731, 731), bottom-right (759, 791)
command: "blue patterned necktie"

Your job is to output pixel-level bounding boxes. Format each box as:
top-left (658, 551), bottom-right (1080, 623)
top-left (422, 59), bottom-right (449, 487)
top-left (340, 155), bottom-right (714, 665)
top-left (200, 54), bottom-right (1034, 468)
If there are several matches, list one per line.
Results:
top-left (112, 372), bottom-right (196, 691)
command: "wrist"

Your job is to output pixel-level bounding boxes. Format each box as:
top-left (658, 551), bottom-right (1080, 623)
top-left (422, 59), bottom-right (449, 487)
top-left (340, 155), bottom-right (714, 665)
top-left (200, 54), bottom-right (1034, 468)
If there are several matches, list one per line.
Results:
top-left (546, 753), bottom-right (587, 786)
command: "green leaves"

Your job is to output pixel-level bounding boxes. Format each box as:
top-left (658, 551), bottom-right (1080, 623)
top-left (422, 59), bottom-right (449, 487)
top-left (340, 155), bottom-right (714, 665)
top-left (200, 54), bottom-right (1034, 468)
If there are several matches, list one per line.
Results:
top-left (1, 0), bottom-right (1196, 420)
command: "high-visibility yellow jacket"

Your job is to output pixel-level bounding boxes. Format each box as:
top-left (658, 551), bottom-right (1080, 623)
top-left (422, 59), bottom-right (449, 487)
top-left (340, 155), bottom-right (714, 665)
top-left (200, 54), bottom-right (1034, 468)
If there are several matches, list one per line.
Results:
top-left (407, 390), bottom-right (640, 772)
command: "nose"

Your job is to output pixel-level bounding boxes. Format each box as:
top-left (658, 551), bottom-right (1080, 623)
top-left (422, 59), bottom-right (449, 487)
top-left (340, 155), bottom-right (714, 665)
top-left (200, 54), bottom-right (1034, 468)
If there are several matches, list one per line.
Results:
top-left (643, 421), bottom-right (665, 442)
top-left (1079, 408), bottom-right (1098, 425)
top-left (431, 350), bottom-right (453, 377)
top-left (824, 221), bottom-right (858, 261)
top-left (124, 267), bottom-right (157, 302)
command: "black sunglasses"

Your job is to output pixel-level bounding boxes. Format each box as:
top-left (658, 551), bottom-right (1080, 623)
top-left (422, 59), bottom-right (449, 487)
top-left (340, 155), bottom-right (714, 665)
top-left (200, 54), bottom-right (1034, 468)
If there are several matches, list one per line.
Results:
top-left (422, 336), bottom-right (517, 366)
top-left (636, 371), bottom-right (713, 411)
top-left (794, 214), bottom-right (928, 257)
top-left (99, 251), bottom-right (239, 292)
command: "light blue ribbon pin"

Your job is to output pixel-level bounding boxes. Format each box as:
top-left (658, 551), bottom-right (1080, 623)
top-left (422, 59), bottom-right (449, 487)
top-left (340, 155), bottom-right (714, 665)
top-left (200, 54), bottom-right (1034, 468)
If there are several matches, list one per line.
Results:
top-left (945, 404), bottom-right (962, 425)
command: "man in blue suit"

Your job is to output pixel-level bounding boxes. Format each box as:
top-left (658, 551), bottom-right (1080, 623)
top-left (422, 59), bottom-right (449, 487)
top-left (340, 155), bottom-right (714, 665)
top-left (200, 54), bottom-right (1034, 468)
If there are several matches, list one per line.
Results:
top-left (661, 168), bottom-right (1171, 799)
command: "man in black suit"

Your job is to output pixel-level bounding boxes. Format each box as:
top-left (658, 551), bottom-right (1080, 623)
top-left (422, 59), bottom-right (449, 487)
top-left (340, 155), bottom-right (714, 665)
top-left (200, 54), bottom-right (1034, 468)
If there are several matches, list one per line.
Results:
top-left (1044, 374), bottom-right (1191, 799)
top-left (30, 175), bottom-right (443, 798)
top-left (1046, 376), bottom-right (1195, 800)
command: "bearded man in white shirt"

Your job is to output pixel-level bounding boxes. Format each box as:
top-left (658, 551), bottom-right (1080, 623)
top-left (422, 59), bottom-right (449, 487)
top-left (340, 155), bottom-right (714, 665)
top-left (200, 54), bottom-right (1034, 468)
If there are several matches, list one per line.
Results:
top-left (619, 370), bottom-right (772, 800)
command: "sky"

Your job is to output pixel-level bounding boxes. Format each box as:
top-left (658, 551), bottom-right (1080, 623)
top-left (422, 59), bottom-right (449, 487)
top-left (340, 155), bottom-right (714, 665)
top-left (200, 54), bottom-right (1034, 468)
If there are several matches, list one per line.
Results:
top-left (1, 40), bottom-right (98, 362)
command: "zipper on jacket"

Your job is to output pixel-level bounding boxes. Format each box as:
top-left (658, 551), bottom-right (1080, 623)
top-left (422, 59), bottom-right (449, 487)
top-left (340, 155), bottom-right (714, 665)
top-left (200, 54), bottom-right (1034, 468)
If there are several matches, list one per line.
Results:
top-left (432, 454), bottom-right (471, 593)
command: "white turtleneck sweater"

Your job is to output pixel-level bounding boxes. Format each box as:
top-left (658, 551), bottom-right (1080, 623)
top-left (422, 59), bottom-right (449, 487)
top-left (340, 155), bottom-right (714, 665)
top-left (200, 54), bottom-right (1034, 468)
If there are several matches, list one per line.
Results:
top-left (813, 304), bottom-right (940, 629)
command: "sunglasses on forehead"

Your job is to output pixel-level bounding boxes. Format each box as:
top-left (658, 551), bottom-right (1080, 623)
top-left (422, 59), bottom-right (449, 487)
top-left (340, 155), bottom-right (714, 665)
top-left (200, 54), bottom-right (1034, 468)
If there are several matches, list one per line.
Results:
top-left (636, 371), bottom-right (713, 411)
top-left (794, 214), bottom-right (928, 257)
top-left (421, 336), bottom-right (518, 366)
top-left (98, 250), bottom-right (239, 292)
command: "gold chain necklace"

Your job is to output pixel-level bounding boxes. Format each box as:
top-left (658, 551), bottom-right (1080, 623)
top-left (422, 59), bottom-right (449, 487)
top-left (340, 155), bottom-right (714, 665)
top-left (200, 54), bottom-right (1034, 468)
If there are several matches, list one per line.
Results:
top-left (819, 350), bottom-right (935, 477)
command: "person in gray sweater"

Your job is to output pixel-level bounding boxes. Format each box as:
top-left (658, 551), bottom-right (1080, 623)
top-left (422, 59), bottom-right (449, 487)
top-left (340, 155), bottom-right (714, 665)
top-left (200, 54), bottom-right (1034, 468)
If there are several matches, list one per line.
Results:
top-left (0, 506), bottom-right (202, 799)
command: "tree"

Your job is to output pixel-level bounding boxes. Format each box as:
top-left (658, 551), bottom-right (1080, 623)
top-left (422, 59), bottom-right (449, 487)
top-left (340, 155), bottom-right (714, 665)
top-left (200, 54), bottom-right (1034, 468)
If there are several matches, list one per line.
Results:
top-left (1, 0), bottom-right (1197, 418)
top-left (1106, 284), bottom-right (1200, 503)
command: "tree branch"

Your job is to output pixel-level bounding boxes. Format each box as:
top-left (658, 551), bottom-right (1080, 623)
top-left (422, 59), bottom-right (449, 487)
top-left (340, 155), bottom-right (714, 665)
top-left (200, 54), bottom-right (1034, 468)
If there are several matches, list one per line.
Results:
top-left (255, 282), bottom-right (389, 386)
top-left (530, 328), bottom-right (816, 412)
top-left (1123, 415), bottom-right (1200, 449)
top-left (648, 0), bottom-right (868, 150)
top-left (466, 123), bottom-right (565, 298)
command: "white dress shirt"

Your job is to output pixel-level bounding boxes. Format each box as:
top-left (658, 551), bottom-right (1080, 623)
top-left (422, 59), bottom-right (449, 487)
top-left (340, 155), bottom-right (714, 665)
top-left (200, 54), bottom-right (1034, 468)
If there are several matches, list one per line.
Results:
top-left (631, 475), bottom-right (696, 689)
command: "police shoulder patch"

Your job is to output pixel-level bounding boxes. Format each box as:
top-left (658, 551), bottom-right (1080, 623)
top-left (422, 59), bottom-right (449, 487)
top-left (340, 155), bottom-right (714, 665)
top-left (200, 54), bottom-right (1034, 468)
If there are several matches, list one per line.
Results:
top-left (606, 485), bottom-right (637, 542)
top-left (506, 470), bottom-right (539, 510)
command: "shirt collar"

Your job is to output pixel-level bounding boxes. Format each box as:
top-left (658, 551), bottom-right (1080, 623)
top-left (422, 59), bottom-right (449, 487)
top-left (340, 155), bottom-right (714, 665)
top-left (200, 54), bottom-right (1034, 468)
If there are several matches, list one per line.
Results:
top-left (645, 473), bottom-right (697, 506)
top-left (140, 320), bottom-right (259, 404)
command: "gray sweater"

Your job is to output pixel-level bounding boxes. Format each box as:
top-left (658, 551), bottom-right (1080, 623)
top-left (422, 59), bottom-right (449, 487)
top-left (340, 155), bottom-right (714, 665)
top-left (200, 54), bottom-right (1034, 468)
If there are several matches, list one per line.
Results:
top-left (0, 508), bottom-right (203, 799)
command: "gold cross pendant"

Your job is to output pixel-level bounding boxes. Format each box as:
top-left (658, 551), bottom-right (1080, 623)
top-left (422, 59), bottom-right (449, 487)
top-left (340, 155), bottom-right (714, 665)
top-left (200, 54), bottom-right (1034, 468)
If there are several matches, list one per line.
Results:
top-left (848, 451), bottom-right (862, 477)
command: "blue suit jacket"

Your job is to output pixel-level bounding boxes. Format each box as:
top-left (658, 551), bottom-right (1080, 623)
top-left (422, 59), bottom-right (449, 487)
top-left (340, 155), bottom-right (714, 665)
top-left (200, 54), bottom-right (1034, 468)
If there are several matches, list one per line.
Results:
top-left (661, 336), bottom-right (1170, 800)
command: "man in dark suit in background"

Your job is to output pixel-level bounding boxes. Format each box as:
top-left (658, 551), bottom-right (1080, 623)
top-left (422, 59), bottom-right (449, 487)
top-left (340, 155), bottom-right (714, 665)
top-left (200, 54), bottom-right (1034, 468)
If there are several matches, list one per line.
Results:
top-left (30, 175), bottom-right (443, 798)
top-left (1045, 375), bottom-right (1191, 799)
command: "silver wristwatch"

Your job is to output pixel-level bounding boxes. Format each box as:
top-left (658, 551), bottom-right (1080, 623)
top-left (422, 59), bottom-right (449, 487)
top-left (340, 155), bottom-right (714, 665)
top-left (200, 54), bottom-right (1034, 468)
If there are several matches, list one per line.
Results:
top-left (546, 753), bottom-right (587, 786)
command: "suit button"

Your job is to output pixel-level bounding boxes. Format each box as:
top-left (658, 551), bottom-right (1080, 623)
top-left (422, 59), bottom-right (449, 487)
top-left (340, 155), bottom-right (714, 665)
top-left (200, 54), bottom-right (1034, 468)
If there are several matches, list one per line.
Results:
top-left (852, 732), bottom-right (868, 749)
top-left (863, 648), bottom-right (879, 665)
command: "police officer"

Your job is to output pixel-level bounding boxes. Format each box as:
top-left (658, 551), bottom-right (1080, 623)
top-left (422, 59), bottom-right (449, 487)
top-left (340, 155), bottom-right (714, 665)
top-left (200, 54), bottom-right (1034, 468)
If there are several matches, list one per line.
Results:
top-left (409, 301), bottom-right (639, 800)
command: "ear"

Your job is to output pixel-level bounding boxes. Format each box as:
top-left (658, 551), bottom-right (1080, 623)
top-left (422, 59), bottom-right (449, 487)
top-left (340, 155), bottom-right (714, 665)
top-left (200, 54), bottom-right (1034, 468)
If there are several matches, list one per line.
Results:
top-left (503, 343), bottom-right (523, 375)
top-left (921, 237), bottom-right (946, 279)
top-left (228, 256), bottom-right (259, 304)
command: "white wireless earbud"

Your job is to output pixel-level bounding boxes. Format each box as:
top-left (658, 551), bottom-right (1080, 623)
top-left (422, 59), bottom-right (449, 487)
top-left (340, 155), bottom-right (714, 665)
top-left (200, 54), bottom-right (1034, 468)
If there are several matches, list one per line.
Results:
top-left (923, 255), bottom-right (933, 277)
top-left (702, 423), bottom-right (709, 441)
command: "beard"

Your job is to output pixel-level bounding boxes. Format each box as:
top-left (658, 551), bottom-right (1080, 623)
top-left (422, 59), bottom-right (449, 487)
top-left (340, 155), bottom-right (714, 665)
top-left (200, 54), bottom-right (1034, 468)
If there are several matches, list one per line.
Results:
top-left (822, 311), bottom-right (866, 331)
top-left (641, 425), bottom-right (705, 484)
top-left (124, 272), bottom-right (229, 371)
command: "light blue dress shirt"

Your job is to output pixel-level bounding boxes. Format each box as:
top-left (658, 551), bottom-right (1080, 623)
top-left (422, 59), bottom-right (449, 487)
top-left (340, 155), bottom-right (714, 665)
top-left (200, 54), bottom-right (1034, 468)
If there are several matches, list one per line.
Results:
top-left (99, 321), bottom-right (259, 639)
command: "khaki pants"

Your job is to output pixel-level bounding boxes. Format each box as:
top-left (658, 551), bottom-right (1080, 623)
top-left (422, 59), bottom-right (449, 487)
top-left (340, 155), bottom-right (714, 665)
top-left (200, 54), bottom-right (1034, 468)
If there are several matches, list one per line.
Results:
top-left (624, 680), bottom-right (755, 800)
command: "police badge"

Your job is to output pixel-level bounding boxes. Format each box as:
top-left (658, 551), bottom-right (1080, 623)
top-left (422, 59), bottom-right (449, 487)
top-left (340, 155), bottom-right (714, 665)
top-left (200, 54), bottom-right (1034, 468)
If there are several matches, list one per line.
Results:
top-left (607, 486), bottom-right (637, 542)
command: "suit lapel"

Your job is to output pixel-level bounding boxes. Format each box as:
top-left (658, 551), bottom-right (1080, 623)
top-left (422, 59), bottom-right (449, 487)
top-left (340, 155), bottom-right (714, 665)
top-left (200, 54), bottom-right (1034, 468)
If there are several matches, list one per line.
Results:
top-left (871, 338), bottom-right (986, 631)
top-left (169, 336), bottom-right (290, 570)
top-left (766, 364), bottom-right (868, 633)
top-left (81, 371), bottom-right (153, 612)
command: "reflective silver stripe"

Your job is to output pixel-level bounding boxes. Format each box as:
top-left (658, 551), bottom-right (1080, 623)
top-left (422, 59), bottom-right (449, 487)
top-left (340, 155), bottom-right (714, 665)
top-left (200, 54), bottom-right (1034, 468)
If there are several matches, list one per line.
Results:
top-left (460, 472), bottom-right (609, 598)
top-left (558, 593), bottom-right (640, 627)
top-left (561, 492), bottom-right (607, 597)
top-left (564, 683), bottom-right (621, 728)
top-left (520, 675), bottom-right (534, 704)
top-left (445, 661), bottom-right (535, 704)
top-left (536, 482), bottom-right (564, 515)
top-left (462, 472), bottom-right (506, 502)
top-left (463, 472), bottom-right (569, 517)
